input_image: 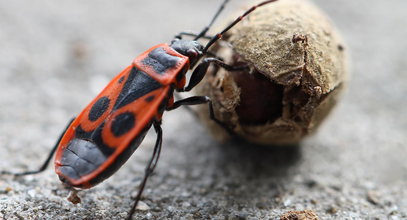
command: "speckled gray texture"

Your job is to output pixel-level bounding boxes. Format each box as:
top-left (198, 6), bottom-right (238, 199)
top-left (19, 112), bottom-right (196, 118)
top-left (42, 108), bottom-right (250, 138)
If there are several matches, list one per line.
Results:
top-left (0, 0), bottom-right (406, 219)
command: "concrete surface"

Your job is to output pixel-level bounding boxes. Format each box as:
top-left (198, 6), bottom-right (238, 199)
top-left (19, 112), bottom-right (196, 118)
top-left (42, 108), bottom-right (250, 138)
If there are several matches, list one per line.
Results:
top-left (0, 0), bottom-right (406, 219)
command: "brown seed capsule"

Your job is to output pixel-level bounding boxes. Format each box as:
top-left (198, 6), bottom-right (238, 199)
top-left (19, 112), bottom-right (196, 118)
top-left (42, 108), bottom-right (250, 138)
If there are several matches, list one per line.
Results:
top-left (195, 0), bottom-right (347, 145)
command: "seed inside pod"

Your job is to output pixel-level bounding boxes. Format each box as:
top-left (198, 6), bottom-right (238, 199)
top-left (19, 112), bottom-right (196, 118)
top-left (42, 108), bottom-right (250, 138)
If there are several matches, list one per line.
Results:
top-left (195, 0), bottom-right (348, 145)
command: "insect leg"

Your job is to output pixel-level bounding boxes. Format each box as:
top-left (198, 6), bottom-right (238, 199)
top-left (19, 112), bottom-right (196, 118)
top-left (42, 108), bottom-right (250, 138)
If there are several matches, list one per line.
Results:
top-left (167, 96), bottom-right (210, 111)
top-left (166, 96), bottom-right (234, 135)
top-left (184, 57), bottom-right (249, 92)
top-left (173, 93), bottom-right (200, 119)
top-left (1, 117), bottom-right (75, 176)
top-left (127, 121), bottom-right (162, 220)
top-left (173, 55), bottom-right (228, 116)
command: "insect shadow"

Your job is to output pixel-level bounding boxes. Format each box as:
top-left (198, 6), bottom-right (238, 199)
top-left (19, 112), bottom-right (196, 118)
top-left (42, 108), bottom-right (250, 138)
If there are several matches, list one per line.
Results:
top-left (171, 133), bottom-right (303, 213)
top-left (215, 139), bottom-right (302, 180)
top-left (207, 139), bottom-right (302, 206)
top-left (174, 125), bottom-right (302, 202)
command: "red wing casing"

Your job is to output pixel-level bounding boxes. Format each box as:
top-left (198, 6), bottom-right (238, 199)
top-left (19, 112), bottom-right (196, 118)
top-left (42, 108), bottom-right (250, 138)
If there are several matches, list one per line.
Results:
top-left (54, 44), bottom-right (189, 188)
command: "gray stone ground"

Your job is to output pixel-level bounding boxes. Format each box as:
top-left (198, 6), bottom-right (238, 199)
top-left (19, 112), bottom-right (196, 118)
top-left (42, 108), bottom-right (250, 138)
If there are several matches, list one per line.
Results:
top-left (0, 0), bottom-right (406, 219)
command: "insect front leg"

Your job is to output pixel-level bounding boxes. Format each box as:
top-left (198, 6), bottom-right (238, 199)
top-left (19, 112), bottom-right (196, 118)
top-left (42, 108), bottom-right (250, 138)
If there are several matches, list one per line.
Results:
top-left (183, 58), bottom-right (249, 92)
top-left (127, 121), bottom-right (162, 220)
top-left (1, 117), bottom-right (75, 176)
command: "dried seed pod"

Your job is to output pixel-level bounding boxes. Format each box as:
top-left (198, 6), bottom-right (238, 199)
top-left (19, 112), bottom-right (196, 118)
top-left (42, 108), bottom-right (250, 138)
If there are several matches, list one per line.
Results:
top-left (195, 0), bottom-right (347, 145)
top-left (280, 210), bottom-right (320, 220)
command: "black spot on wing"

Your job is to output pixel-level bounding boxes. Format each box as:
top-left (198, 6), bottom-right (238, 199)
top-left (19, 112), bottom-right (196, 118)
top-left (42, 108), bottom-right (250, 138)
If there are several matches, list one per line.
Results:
top-left (75, 125), bottom-right (92, 140)
top-left (113, 68), bottom-right (162, 110)
top-left (118, 76), bottom-right (125, 83)
top-left (88, 96), bottom-right (110, 122)
top-left (145, 95), bottom-right (155, 102)
top-left (111, 112), bottom-right (135, 137)
top-left (142, 47), bottom-right (181, 74)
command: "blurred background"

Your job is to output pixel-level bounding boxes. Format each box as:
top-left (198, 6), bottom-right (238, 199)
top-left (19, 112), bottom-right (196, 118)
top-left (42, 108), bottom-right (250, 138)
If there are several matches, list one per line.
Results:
top-left (0, 0), bottom-right (406, 219)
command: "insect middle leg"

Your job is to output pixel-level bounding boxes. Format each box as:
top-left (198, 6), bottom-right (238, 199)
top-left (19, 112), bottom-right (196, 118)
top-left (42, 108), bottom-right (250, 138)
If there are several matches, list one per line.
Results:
top-left (1, 118), bottom-right (75, 176)
top-left (127, 121), bottom-right (162, 220)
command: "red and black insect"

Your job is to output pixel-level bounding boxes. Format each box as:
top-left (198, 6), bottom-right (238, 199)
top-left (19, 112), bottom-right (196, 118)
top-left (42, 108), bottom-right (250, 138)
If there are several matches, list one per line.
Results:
top-left (2, 0), bottom-right (278, 219)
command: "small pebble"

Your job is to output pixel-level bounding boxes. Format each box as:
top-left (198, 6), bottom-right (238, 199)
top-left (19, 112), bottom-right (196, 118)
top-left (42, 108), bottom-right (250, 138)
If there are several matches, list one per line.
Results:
top-left (284, 199), bottom-right (292, 207)
top-left (326, 206), bottom-right (338, 214)
top-left (27, 189), bottom-right (36, 198)
top-left (136, 201), bottom-right (151, 211)
top-left (67, 191), bottom-right (81, 204)
top-left (367, 191), bottom-right (380, 206)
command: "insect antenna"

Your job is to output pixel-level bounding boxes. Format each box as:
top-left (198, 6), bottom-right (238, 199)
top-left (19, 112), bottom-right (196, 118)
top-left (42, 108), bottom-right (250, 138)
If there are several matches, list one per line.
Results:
top-left (203, 0), bottom-right (278, 53)
top-left (194, 0), bottom-right (230, 41)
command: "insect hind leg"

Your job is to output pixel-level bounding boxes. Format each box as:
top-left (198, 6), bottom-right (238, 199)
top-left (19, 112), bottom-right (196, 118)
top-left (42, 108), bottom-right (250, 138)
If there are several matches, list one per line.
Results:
top-left (127, 121), bottom-right (162, 220)
top-left (1, 118), bottom-right (75, 176)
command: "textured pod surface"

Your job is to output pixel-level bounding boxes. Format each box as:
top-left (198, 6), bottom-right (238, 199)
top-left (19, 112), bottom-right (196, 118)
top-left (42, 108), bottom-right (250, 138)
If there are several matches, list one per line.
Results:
top-left (280, 210), bottom-right (320, 220)
top-left (196, 0), bottom-right (347, 145)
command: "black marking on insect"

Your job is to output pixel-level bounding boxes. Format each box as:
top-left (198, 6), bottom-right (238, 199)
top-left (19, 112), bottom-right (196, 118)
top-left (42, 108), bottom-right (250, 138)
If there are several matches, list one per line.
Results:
top-left (113, 68), bottom-right (162, 110)
top-left (88, 96), bottom-right (110, 122)
top-left (111, 112), bottom-right (136, 137)
top-left (75, 124), bottom-right (115, 156)
top-left (118, 76), bottom-right (125, 83)
top-left (142, 47), bottom-right (182, 74)
top-left (145, 95), bottom-right (155, 102)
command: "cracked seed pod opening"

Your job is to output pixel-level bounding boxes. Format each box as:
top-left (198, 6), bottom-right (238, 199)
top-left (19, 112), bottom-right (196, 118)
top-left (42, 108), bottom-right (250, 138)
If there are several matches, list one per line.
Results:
top-left (195, 0), bottom-right (348, 145)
